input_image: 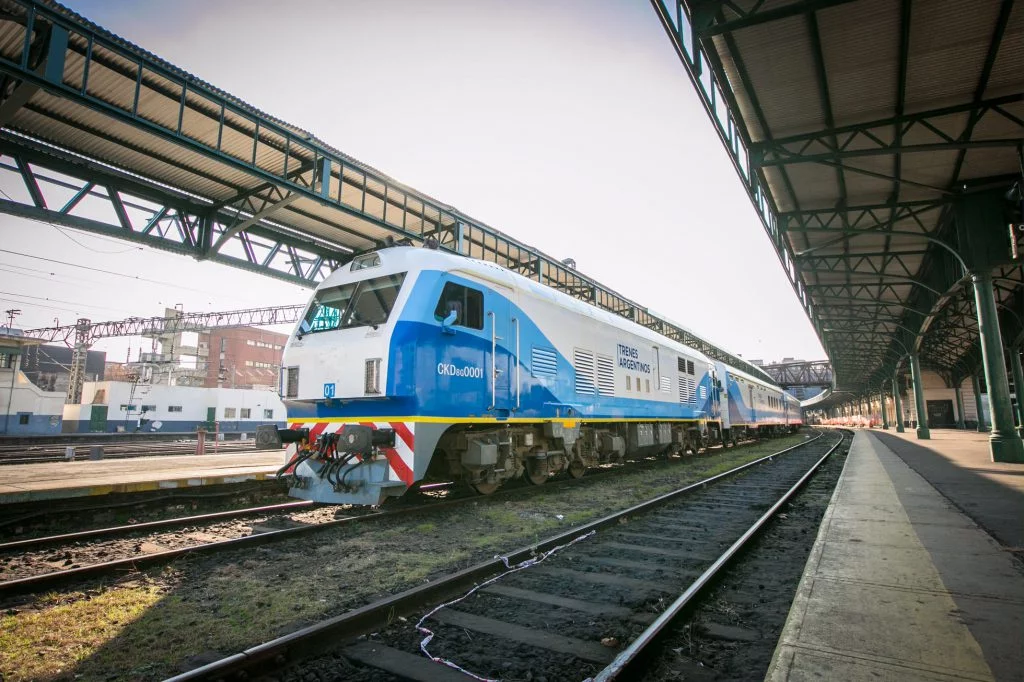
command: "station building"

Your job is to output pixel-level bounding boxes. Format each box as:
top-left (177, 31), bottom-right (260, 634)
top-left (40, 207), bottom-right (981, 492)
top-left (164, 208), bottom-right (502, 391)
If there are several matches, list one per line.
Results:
top-left (62, 381), bottom-right (286, 434)
top-left (0, 331), bottom-right (65, 435)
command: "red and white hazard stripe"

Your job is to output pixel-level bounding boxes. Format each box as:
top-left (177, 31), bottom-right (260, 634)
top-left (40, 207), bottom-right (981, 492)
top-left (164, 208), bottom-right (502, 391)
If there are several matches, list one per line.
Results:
top-left (282, 421), bottom-right (416, 486)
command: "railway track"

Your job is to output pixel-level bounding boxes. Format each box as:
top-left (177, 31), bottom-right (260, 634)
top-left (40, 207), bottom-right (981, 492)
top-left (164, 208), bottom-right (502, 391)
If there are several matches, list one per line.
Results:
top-left (162, 429), bottom-right (846, 682)
top-left (0, 439), bottom-right (270, 465)
top-left (0, 435), bottom-right (780, 600)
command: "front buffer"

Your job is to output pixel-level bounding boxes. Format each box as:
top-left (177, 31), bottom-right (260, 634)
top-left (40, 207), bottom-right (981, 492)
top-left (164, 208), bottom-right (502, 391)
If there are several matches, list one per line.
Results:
top-left (264, 421), bottom-right (418, 506)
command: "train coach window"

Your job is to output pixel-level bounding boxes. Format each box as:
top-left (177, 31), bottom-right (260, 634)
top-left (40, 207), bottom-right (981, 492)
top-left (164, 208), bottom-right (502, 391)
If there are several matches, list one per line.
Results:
top-left (434, 282), bottom-right (484, 330)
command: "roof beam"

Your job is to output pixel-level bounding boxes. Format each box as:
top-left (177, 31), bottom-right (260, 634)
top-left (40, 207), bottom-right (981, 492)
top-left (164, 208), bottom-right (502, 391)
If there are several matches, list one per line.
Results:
top-left (751, 93), bottom-right (1022, 150)
top-left (754, 139), bottom-right (1022, 166)
top-left (692, 0), bottom-right (857, 37)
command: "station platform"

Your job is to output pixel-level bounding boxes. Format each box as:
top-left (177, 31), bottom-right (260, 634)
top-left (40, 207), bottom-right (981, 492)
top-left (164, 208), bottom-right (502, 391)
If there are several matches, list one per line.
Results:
top-left (0, 451), bottom-right (285, 505)
top-left (768, 430), bottom-right (1024, 681)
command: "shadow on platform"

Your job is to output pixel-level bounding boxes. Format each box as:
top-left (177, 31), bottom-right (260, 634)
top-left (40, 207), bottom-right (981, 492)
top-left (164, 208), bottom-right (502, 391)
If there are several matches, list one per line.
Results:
top-left (872, 430), bottom-right (1024, 550)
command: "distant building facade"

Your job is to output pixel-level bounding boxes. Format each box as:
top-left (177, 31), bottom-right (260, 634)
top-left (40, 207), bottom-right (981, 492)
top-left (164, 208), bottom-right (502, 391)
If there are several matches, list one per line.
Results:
top-left (199, 328), bottom-right (286, 389)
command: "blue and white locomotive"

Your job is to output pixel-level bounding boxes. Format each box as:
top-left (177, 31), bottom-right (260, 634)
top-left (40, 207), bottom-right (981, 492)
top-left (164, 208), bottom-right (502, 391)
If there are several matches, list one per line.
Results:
top-left (269, 245), bottom-right (802, 505)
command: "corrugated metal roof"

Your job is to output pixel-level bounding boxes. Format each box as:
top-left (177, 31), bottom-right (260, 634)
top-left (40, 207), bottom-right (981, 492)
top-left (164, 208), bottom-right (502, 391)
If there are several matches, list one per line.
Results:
top-left (0, 0), bottom-right (781, 380)
top-left (657, 0), bottom-right (1024, 396)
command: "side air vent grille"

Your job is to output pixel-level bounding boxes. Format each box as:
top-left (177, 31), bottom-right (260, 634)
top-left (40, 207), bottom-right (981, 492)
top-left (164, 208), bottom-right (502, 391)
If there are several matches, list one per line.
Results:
top-left (679, 375), bottom-right (695, 405)
top-left (284, 366), bottom-right (299, 398)
top-left (596, 354), bottom-right (615, 396)
top-left (365, 358), bottom-right (382, 395)
top-left (531, 346), bottom-right (557, 378)
top-left (574, 348), bottom-right (595, 395)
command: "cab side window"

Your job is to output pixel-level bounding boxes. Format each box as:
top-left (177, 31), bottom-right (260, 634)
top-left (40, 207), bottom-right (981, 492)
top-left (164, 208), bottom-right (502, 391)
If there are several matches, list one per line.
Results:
top-left (434, 282), bottom-right (484, 330)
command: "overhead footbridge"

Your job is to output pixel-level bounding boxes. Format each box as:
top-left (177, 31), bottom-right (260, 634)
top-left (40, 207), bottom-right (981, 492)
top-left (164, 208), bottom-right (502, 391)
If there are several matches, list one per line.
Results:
top-left (0, 0), bottom-right (770, 381)
top-left (651, 0), bottom-right (1024, 461)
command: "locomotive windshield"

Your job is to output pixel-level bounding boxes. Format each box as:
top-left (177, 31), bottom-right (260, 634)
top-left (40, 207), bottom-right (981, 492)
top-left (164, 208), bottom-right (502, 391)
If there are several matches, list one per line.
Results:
top-left (299, 272), bottom-right (407, 334)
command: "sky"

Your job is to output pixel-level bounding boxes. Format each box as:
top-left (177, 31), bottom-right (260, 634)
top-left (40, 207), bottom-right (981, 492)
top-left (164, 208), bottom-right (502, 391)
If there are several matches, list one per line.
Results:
top-left (0, 0), bottom-right (825, 365)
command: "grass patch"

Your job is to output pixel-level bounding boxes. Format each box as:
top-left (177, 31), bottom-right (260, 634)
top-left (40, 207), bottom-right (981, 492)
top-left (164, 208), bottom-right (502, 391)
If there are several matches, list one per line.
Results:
top-left (1, 432), bottom-right (810, 681)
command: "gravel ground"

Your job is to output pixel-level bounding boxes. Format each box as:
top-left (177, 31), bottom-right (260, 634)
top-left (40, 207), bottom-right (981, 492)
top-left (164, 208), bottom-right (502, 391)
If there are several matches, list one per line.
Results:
top-left (272, 434), bottom-right (843, 682)
top-left (644, 439), bottom-right (849, 680)
top-left (0, 505), bottom-right (355, 581)
top-left (0, 433), bottom-right (810, 682)
top-left (0, 482), bottom-right (292, 542)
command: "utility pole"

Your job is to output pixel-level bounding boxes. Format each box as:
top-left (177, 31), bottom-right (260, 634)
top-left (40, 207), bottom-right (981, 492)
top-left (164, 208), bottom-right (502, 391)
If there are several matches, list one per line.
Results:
top-left (3, 309), bottom-right (20, 333)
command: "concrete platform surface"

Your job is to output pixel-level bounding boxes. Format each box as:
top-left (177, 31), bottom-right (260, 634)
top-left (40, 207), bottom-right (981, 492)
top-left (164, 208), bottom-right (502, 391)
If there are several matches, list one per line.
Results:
top-left (767, 431), bottom-right (1024, 682)
top-left (871, 428), bottom-right (1024, 550)
top-left (0, 451), bottom-right (285, 504)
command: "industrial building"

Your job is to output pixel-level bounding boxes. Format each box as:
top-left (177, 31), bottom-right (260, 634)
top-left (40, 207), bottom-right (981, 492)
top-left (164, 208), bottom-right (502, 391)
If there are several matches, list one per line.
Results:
top-left (0, 331), bottom-right (65, 435)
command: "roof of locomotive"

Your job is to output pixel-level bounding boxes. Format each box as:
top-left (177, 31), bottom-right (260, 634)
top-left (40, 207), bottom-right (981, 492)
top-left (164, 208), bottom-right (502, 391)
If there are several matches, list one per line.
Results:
top-left (318, 247), bottom-right (800, 403)
top-left (317, 245), bottom-right (719, 364)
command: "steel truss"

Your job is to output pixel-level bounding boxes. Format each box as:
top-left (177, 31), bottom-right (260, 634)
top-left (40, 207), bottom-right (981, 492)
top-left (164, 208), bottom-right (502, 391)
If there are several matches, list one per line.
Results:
top-left (760, 360), bottom-right (833, 390)
top-left (652, 0), bottom-right (1024, 401)
top-left (0, 0), bottom-right (771, 382)
top-left (25, 304), bottom-right (303, 403)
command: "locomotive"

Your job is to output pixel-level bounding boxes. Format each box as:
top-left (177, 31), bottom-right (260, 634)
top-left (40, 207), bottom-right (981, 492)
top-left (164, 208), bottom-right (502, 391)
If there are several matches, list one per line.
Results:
top-left (265, 244), bottom-right (802, 505)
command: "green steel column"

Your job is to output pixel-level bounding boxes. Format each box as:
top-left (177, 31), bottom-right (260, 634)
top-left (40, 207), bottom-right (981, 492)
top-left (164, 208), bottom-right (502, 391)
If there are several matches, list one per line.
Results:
top-left (880, 388), bottom-right (889, 429)
top-left (909, 353), bottom-right (930, 440)
top-left (955, 386), bottom-right (966, 430)
top-left (972, 271), bottom-right (1024, 462)
top-left (972, 373), bottom-right (987, 432)
top-left (1009, 347), bottom-right (1024, 438)
top-left (893, 373), bottom-right (905, 433)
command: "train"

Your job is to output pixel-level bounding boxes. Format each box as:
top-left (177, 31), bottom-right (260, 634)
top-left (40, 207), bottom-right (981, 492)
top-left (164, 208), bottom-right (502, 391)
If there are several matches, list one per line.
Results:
top-left (261, 244), bottom-right (803, 505)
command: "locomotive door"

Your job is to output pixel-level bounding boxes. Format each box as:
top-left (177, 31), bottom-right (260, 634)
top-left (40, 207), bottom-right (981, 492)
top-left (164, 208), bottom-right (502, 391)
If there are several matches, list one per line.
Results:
top-left (709, 367), bottom-right (721, 419)
top-left (486, 284), bottom-right (514, 415)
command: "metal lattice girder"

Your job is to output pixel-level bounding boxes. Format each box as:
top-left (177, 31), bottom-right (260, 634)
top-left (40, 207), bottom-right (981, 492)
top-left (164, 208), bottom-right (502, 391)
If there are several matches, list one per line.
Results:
top-left (0, 137), bottom-right (348, 285)
top-left (652, 0), bottom-right (1024, 399)
top-left (0, 0), bottom-right (773, 382)
top-left (26, 304), bottom-right (304, 345)
top-left (759, 360), bottom-right (834, 390)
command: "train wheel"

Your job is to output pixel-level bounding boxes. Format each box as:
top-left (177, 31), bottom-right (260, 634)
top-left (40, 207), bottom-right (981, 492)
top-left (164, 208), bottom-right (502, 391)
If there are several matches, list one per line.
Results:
top-left (524, 459), bottom-right (549, 485)
top-left (471, 481), bottom-right (501, 495)
top-left (567, 460), bottom-right (586, 479)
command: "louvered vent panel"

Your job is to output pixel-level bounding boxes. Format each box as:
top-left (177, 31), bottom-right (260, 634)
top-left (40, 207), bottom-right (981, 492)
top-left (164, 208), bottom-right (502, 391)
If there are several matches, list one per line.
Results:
top-left (678, 376), bottom-right (695, 405)
top-left (596, 354), bottom-right (615, 396)
top-left (574, 349), bottom-right (595, 395)
top-left (531, 346), bottom-right (557, 378)
top-left (660, 376), bottom-right (670, 392)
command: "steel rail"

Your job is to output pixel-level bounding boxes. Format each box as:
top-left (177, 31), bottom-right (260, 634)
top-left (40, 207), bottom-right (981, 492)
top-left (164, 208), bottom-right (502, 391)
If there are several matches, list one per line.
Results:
top-left (163, 430), bottom-right (828, 682)
top-left (0, 436), bottom-right (745, 596)
top-left (594, 431), bottom-right (847, 680)
top-left (0, 500), bottom-right (314, 553)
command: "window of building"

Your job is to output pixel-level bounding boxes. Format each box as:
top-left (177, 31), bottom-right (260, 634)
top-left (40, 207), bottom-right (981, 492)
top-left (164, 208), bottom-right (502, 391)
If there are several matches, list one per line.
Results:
top-left (244, 360), bottom-right (275, 369)
top-left (220, 338), bottom-right (228, 351)
top-left (168, 406), bottom-right (183, 413)
top-left (433, 282), bottom-right (484, 330)
top-left (240, 408), bottom-right (251, 419)
top-left (0, 353), bottom-right (13, 369)
top-left (18, 413), bottom-right (29, 425)
top-left (224, 407), bottom-right (237, 418)
top-left (263, 409), bottom-right (274, 419)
